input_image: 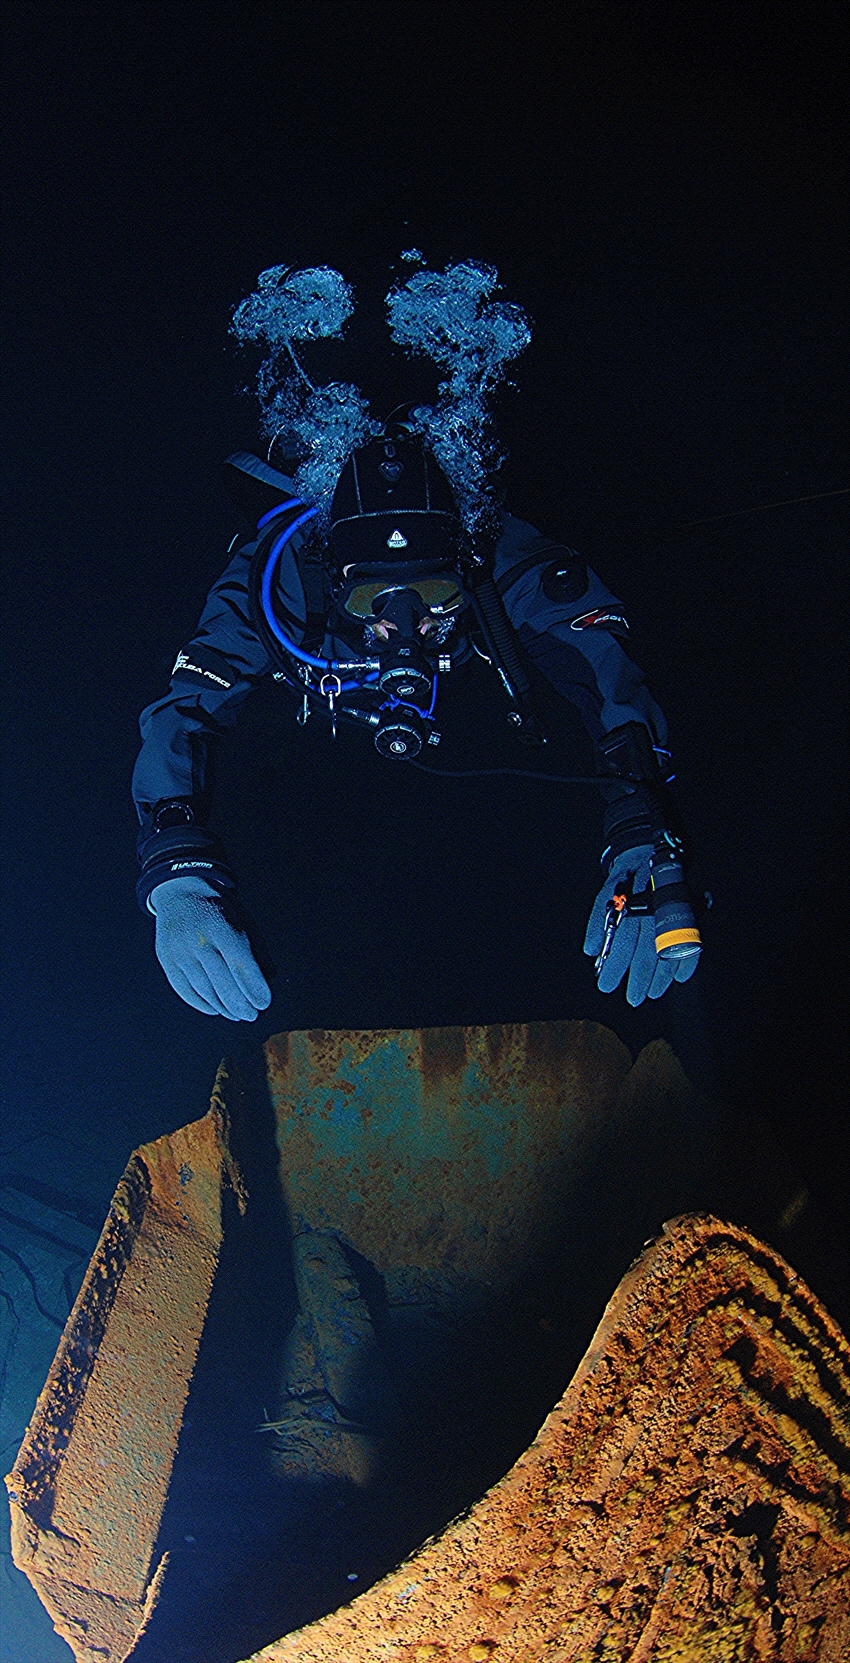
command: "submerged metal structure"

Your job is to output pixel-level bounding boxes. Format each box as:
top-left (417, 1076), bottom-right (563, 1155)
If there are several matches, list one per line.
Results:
top-left (4, 1088), bottom-right (243, 1660)
top-left (251, 1210), bottom-right (850, 1663)
top-left (5, 1023), bottom-right (850, 1661)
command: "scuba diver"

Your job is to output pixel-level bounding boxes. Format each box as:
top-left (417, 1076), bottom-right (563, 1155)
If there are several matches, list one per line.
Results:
top-left (132, 260), bottom-right (702, 1021)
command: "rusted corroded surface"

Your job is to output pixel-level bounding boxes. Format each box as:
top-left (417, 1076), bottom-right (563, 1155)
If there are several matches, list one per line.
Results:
top-left (9, 1031), bottom-right (847, 1662)
top-left (265, 1021), bottom-right (650, 1491)
top-left (265, 1022), bottom-right (633, 1293)
top-left (242, 1214), bottom-right (850, 1663)
top-left (4, 1066), bottom-right (238, 1663)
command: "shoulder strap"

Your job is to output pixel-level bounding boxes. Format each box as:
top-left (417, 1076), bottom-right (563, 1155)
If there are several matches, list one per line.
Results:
top-left (298, 553), bottom-right (333, 652)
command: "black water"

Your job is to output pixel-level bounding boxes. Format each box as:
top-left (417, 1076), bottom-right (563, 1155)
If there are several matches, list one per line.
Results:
top-left (1, 6), bottom-right (847, 1660)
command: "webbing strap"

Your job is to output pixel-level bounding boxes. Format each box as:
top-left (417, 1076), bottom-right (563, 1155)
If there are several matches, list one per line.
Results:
top-left (298, 556), bottom-right (333, 652)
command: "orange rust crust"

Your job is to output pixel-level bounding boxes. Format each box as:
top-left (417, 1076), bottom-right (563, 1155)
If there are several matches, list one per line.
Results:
top-left (4, 1072), bottom-right (235, 1663)
top-left (243, 1214), bottom-right (850, 1663)
top-left (264, 1022), bottom-right (635, 1286)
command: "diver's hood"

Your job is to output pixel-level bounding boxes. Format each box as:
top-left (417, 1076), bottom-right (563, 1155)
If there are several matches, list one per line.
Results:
top-left (329, 430), bottom-right (461, 568)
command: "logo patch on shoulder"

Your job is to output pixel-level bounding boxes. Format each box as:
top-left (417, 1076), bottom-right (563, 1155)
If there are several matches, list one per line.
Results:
top-left (569, 608), bottom-right (629, 633)
top-left (172, 650), bottom-right (233, 688)
top-left (387, 529), bottom-right (408, 549)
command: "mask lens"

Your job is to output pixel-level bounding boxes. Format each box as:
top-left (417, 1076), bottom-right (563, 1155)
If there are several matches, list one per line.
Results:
top-left (344, 577), bottom-right (463, 619)
top-left (412, 577), bottom-right (463, 614)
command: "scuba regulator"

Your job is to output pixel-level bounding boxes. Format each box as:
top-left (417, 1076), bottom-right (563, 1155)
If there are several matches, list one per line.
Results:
top-left (246, 421), bottom-right (542, 760)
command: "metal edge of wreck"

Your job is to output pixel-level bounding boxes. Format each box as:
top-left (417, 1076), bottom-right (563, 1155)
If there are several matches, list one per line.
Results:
top-left (4, 1060), bottom-right (241, 1663)
top-left (237, 1212), bottom-right (850, 1663)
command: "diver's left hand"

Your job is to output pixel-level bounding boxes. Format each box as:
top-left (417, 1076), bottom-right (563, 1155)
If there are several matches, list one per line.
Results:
top-left (584, 843), bottom-right (700, 1005)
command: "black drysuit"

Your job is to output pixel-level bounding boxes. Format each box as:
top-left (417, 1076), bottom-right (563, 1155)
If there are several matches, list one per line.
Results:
top-left (133, 493), bottom-right (669, 898)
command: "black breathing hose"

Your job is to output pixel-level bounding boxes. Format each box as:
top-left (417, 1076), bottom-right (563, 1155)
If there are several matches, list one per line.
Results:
top-left (468, 570), bottom-right (534, 706)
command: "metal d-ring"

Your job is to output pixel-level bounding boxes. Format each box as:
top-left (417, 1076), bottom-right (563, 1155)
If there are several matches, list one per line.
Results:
top-left (319, 674), bottom-right (342, 738)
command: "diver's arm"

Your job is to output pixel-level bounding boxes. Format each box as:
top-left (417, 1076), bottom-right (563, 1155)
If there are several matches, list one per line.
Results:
top-left (493, 513), bottom-right (667, 745)
top-left (132, 539), bottom-right (272, 908)
top-left (132, 539), bottom-right (276, 1019)
top-left (495, 516), bottom-right (673, 819)
top-left (495, 514), bottom-right (700, 1001)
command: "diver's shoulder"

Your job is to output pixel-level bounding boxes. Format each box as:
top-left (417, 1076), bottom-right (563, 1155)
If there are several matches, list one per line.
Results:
top-left (496, 509), bottom-right (571, 554)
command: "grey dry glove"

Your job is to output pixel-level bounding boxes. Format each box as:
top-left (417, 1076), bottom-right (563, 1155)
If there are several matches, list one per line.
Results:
top-left (150, 875), bottom-right (272, 1020)
top-left (583, 843), bottom-right (699, 1006)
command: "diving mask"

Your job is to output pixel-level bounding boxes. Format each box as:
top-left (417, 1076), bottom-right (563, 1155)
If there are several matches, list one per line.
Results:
top-left (340, 560), bottom-right (465, 624)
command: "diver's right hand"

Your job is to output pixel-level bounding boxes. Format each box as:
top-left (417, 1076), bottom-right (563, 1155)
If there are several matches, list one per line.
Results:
top-left (149, 875), bottom-right (272, 1020)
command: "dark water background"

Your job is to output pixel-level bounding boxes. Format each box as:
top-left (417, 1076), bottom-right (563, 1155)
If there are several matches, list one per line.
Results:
top-left (1, 4), bottom-right (847, 1659)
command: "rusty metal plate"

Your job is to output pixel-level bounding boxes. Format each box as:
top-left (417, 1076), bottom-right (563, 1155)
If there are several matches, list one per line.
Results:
top-left (240, 1213), bottom-right (850, 1663)
top-left (4, 1066), bottom-right (241, 1663)
top-left (265, 1022), bottom-right (632, 1295)
top-left (8, 1031), bottom-right (849, 1663)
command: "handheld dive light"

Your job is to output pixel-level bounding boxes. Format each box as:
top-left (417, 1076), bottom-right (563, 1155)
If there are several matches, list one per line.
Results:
top-left (649, 844), bottom-right (703, 960)
top-left (594, 842), bottom-right (702, 982)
